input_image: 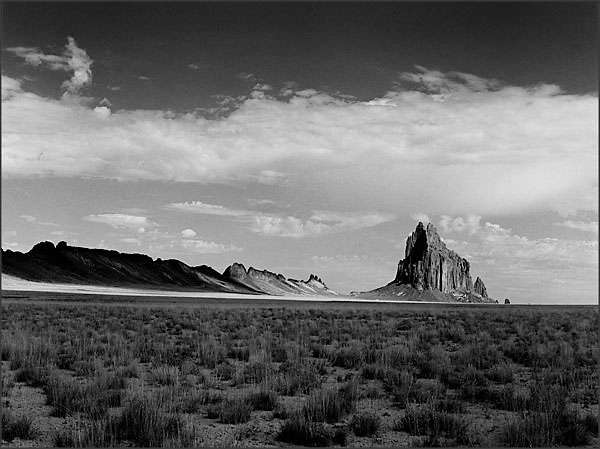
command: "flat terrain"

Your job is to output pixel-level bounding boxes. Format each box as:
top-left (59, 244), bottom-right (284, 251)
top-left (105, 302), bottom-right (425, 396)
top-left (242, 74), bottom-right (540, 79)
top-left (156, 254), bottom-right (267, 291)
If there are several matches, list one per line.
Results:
top-left (1, 290), bottom-right (598, 447)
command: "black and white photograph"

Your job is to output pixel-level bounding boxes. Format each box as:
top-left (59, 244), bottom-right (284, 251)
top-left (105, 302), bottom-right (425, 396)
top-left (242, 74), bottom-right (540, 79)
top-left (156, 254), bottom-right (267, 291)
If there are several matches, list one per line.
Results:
top-left (1, 1), bottom-right (598, 447)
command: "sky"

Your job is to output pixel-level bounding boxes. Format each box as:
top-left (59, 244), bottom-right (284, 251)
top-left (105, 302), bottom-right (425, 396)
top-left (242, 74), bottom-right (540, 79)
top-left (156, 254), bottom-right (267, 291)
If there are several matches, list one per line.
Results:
top-left (1, 2), bottom-right (598, 304)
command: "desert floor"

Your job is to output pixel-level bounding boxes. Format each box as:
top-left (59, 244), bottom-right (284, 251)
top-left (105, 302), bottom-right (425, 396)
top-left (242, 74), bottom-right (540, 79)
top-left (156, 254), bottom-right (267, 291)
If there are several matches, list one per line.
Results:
top-left (1, 289), bottom-right (598, 447)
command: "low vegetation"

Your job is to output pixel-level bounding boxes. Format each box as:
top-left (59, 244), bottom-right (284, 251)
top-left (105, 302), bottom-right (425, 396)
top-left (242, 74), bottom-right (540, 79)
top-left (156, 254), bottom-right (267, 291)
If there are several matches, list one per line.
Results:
top-left (1, 299), bottom-right (598, 447)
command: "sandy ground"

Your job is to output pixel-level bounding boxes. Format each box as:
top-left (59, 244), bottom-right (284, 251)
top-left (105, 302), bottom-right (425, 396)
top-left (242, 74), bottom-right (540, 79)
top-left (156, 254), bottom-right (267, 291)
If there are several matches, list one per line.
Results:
top-left (1, 274), bottom-right (455, 305)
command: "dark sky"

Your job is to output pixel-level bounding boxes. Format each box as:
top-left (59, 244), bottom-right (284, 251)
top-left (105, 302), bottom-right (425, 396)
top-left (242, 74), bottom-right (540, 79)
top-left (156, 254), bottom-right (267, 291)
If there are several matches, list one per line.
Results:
top-left (2, 2), bottom-right (597, 111)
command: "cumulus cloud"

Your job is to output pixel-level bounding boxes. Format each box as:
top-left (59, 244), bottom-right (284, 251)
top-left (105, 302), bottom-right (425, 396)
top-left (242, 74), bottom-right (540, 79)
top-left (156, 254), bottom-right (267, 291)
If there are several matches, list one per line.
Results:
top-left (83, 214), bottom-right (157, 233)
top-left (7, 36), bottom-right (93, 95)
top-left (436, 215), bottom-right (598, 303)
top-left (554, 220), bottom-right (598, 234)
top-left (180, 228), bottom-right (197, 238)
top-left (167, 200), bottom-right (394, 237)
top-left (2, 65), bottom-right (597, 217)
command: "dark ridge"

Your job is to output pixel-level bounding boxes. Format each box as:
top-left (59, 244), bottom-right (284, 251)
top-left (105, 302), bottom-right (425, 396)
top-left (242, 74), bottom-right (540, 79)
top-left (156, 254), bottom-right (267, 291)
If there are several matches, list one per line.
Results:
top-left (2, 241), bottom-right (335, 297)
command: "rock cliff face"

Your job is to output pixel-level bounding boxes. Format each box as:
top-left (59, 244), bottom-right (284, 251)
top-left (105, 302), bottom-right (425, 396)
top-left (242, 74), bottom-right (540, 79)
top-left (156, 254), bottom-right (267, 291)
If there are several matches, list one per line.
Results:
top-left (2, 241), bottom-right (336, 297)
top-left (223, 263), bottom-right (337, 296)
top-left (395, 222), bottom-right (473, 294)
top-left (474, 277), bottom-right (488, 299)
top-left (359, 222), bottom-right (494, 303)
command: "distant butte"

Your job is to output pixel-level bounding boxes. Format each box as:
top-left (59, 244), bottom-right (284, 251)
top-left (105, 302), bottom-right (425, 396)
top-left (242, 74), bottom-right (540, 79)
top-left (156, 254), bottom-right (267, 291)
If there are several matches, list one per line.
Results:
top-left (356, 222), bottom-right (497, 303)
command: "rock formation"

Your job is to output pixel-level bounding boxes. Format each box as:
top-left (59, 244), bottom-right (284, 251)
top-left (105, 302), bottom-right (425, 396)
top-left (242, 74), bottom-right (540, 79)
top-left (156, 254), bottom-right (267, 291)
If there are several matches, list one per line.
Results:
top-left (359, 222), bottom-right (495, 303)
top-left (223, 263), bottom-right (336, 296)
top-left (395, 222), bottom-right (473, 293)
top-left (474, 277), bottom-right (488, 299)
top-left (2, 241), bottom-right (335, 297)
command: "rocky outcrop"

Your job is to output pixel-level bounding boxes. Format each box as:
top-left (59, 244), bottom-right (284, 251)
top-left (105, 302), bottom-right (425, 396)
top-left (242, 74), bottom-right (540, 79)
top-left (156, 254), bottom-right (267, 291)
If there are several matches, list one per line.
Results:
top-left (3, 241), bottom-right (335, 297)
top-left (223, 264), bottom-right (337, 296)
top-left (395, 222), bottom-right (473, 293)
top-left (474, 277), bottom-right (488, 299)
top-left (359, 222), bottom-right (495, 303)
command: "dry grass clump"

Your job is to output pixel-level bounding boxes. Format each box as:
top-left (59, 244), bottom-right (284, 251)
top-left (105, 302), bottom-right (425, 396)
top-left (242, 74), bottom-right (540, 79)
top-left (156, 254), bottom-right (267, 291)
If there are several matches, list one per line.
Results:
top-left (206, 395), bottom-right (253, 424)
top-left (350, 412), bottom-right (381, 437)
top-left (1, 410), bottom-right (36, 442)
top-left (394, 401), bottom-right (475, 446)
top-left (246, 389), bottom-right (279, 411)
top-left (43, 371), bottom-right (125, 417)
top-left (302, 379), bottom-right (358, 423)
top-left (277, 412), bottom-right (335, 447)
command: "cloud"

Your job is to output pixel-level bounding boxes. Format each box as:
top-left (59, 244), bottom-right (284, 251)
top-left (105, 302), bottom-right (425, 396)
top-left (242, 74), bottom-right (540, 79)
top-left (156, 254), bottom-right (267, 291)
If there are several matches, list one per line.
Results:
top-left (439, 215), bottom-right (483, 235)
top-left (1, 76), bottom-right (22, 100)
top-left (397, 65), bottom-right (501, 95)
top-left (188, 63), bottom-right (200, 70)
top-left (435, 215), bottom-right (598, 303)
top-left (250, 211), bottom-right (395, 238)
top-left (7, 36), bottom-right (93, 95)
top-left (180, 228), bottom-right (197, 238)
top-left (18, 214), bottom-right (58, 226)
top-left (166, 201), bottom-right (250, 217)
top-left (554, 220), bottom-right (598, 234)
top-left (19, 214), bottom-right (36, 223)
top-left (2, 65), bottom-right (597, 217)
top-left (179, 239), bottom-right (242, 254)
top-left (120, 237), bottom-right (142, 246)
top-left (138, 76), bottom-right (150, 81)
top-left (167, 200), bottom-right (393, 237)
top-left (237, 72), bottom-right (257, 81)
top-left (83, 214), bottom-right (157, 233)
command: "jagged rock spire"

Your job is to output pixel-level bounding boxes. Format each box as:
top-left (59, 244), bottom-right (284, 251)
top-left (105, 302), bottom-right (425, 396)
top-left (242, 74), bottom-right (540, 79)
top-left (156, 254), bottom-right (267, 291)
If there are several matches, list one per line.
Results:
top-left (395, 222), bottom-right (474, 294)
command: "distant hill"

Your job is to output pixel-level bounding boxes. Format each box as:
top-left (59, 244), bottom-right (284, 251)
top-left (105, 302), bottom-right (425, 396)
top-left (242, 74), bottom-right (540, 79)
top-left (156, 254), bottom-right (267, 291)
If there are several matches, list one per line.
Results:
top-left (354, 222), bottom-right (497, 303)
top-left (1, 241), bottom-right (338, 297)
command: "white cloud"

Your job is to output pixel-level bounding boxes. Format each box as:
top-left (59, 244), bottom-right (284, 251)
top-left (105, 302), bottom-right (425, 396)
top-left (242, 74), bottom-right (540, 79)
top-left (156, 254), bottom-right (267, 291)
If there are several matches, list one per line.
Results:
top-left (2, 65), bottom-right (597, 217)
top-left (247, 198), bottom-right (277, 207)
top-left (120, 237), bottom-right (142, 246)
top-left (18, 214), bottom-right (57, 226)
top-left (167, 201), bottom-right (393, 238)
top-left (7, 36), bottom-right (93, 95)
top-left (180, 228), bottom-right (197, 238)
top-left (554, 220), bottom-right (598, 234)
top-left (179, 239), bottom-right (242, 254)
top-left (439, 215), bottom-right (483, 235)
top-left (250, 211), bottom-right (394, 237)
top-left (435, 215), bottom-right (598, 303)
top-left (83, 213), bottom-right (157, 233)
top-left (437, 216), bottom-right (597, 265)
top-left (166, 201), bottom-right (250, 216)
